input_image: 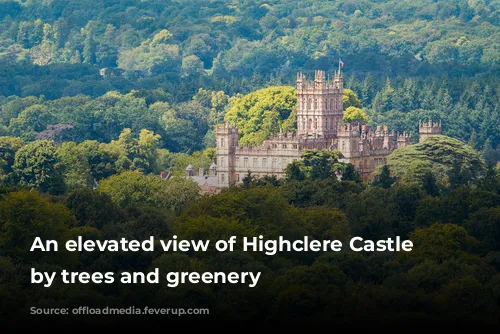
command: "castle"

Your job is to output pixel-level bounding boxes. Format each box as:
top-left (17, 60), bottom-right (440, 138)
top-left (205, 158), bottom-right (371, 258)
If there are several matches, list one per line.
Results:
top-left (202, 70), bottom-right (440, 188)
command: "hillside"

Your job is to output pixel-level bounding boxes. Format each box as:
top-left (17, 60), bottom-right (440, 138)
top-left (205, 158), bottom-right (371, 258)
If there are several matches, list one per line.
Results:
top-left (0, 0), bottom-right (498, 157)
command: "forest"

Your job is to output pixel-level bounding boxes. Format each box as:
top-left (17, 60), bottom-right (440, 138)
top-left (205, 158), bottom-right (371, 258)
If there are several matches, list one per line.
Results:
top-left (0, 0), bottom-right (499, 329)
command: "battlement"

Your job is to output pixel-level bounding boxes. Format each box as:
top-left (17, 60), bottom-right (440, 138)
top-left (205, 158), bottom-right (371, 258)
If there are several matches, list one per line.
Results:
top-left (296, 70), bottom-right (343, 91)
top-left (216, 122), bottom-right (238, 134)
top-left (419, 119), bottom-right (442, 142)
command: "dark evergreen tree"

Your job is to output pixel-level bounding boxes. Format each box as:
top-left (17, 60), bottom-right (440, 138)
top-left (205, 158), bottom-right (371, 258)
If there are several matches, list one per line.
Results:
top-left (373, 165), bottom-right (395, 189)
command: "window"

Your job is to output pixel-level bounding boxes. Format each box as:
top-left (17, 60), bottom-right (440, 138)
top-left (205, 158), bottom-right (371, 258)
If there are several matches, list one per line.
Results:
top-left (272, 143), bottom-right (278, 149)
top-left (236, 157), bottom-right (240, 167)
top-left (325, 100), bottom-right (328, 110)
top-left (292, 144), bottom-right (298, 149)
top-left (272, 158), bottom-right (277, 169)
top-left (326, 119), bottom-right (329, 129)
top-left (219, 157), bottom-right (225, 167)
top-left (302, 120), bottom-right (305, 130)
top-left (236, 174), bottom-right (240, 182)
top-left (244, 157), bottom-right (249, 168)
top-left (221, 174), bottom-right (225, 183)
top-left (282, 158), bottom-right (287, 167)
top-left (232, 138), bottom-right (235, 147)
top-left (314, 98), bottom-right (318, 109)
top-left (220, 138), bottom-right (224, 148)
top-left (253, 158), bottom-right (258, 168)
top-left (314, 119), bottom-right (318, 129)
top-left (262, 158), bottom-right (267, 167)
top-left (282, 144), bottom-right (287, 149)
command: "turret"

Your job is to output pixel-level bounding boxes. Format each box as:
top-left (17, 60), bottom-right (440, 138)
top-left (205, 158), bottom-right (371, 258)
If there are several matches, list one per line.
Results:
top-left (186, 164), bottom-right (194, 177)
top-left (397, 131), bottom-right (412, 148)
top-left (419, 119), bottom-right (442, 142)
top-left (216, 122), bottom-right (238, 187)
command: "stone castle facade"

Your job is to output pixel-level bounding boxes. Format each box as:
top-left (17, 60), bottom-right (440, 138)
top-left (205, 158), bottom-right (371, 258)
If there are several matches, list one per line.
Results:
top-left (213, 70), bottom-right (440, 187)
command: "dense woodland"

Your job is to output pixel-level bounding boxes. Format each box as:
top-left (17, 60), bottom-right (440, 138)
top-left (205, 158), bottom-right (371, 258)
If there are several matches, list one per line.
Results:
top-left (0, 0), bottom-right (500, 328)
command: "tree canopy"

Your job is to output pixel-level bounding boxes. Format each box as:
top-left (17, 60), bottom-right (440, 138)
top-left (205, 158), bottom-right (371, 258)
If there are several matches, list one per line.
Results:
top-left (380, 135), bottom-right (487, 186)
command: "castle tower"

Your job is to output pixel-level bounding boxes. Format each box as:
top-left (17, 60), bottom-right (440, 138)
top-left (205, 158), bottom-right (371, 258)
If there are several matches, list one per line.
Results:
top-left (397, 132), bottom-right (412, 148)
top-left (296, 69), bottom-right (344, 139)
top-left (419, 120), bottom-right (442, 142)
top-left (216, 122), bottom-right (238, 187)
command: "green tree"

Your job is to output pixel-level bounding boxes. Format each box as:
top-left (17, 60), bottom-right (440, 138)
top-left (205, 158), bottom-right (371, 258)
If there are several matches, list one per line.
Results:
top-left (12, 140), bottom-right (65, 194)
top-left (83, 22), bottom-right (96, 64)
top-left (0, 137), bottom-right (23, 176)
top-left (224, 86), bottom-right (297, 146)
top-left (98, 170), bottom-right (199, 213)
top-left (343, 106), bottom-right (368, 123)
top-left (381, 135), bottom-right (486, 187)
top-left (65, 188), bottom-right (124, 229)
top-left (373, 165), bottom-right (395, 189)
top-left (407, 223), bottom-right (480, 263)
top-left (0, 190), bottom-right (79, 265)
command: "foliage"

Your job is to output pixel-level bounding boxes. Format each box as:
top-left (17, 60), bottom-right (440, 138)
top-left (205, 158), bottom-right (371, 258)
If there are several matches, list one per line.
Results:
top-left (286, 150), bottom-right (344, 181)
top-left (12, 139), bottom-right (65, 194)
top-left (380, 135), bottom-right (487, 186)
top-left (224, 86), bottom-right (297, 146)
top-left (343, 106), bottom-right (368, 123)
top-left (98, 170), bottom-right (199, 213)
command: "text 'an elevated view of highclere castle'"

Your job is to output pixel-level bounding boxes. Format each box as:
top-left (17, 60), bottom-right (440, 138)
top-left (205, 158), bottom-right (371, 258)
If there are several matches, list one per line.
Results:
top-left (187, 66), bottom-right (441, 189)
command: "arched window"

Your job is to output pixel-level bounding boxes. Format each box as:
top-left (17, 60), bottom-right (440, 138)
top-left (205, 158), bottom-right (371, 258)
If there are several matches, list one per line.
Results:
top-left (314, 118), bottom-right (318, 129)
top-left (220, 138), bottom-right (224, 148)
top-left (314, 98), bottom-right (318, 109)
top-left (308, 119), bottom-right (312, 130)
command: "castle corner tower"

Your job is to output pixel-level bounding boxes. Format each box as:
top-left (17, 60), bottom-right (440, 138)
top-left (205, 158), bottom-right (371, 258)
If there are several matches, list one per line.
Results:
top-left (216, 122), bottom-right (238, 187)
top-left (419, 120), bottom-right (442, 142)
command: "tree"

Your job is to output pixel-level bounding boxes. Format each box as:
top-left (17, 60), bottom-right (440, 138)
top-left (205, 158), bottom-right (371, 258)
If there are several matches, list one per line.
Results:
top-left (299, 150), bottom-right (344, 181)
top-left (408, 223), bottom-right (480, 263)
top-left (286, 161), bottom-right (305, 181)
top-left (181, 55), bottom-right (204, 78)
top-left (342, 163), bottom-right (361, 183)
top-left (342, 89), bottom-right (363, 109)
top-left (468, 129), bottom-right (478, 150)
top-left (421, 170), bottom-right (440, 196)
top-left (83, 22), bottom-right (96, 64)
top-left (0, 190), bottom-right (79, 265)
top-left (56, 142), bottom-right (93, 190)
top-left (12, 140), bottom-right (65, 194)
top-left (65, 188), bottom-right (124, 229)
top-left (382, 135), bottom-right (486, 187)
top-left (0, 137), bottom-right (23, 176)
top-left (98, 171), bottom-right (199, 213)
top-left (373, 165), bottom-right (395, 189)
top-left (343, 106), bottom-right (368, 123)
top-left (224, 86), bottom-right (297, 146)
